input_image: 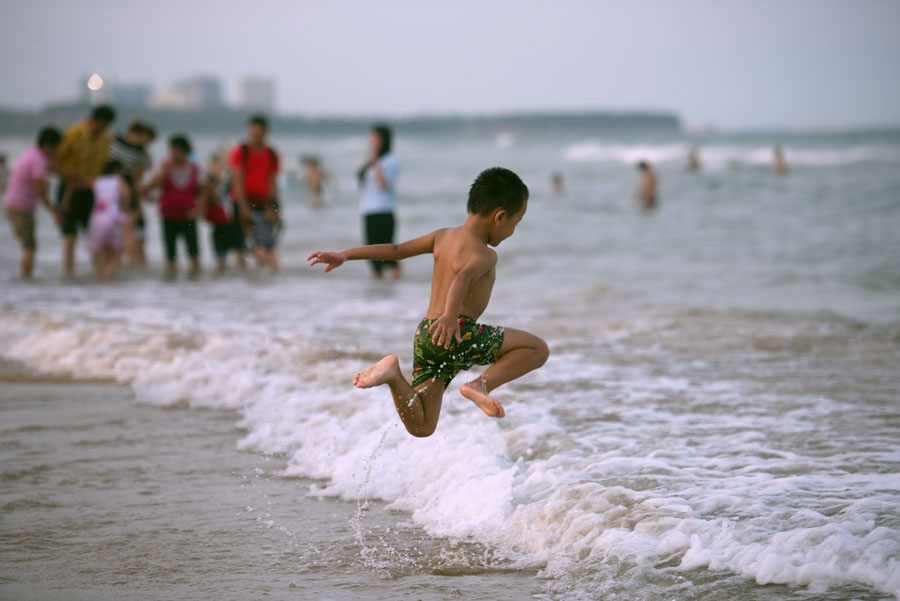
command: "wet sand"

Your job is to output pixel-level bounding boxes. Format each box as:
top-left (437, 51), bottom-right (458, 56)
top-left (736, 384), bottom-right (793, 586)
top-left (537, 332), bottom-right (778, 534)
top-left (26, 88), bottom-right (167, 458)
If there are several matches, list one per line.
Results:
top-left (0, 365), bottom-right (541, 601)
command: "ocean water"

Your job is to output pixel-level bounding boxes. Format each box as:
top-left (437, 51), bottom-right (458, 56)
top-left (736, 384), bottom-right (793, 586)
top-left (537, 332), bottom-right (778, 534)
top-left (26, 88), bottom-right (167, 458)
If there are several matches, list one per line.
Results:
top-left (1, 128), bottom-right (899, 600)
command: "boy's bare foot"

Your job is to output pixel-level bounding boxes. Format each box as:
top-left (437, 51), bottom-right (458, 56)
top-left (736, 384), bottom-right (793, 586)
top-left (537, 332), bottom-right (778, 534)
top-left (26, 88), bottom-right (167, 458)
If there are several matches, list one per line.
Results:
top-left (460, 381), bottom-right (505, 418)
top-left (354, 355), bottom-right (400, 388)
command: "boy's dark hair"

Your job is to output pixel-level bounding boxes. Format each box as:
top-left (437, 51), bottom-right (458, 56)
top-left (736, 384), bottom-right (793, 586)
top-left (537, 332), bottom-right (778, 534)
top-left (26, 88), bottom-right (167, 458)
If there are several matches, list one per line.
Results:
top-left (36, 126), bottom-right (62, 148)
top-left (91, 105), bottom-right (116, 125)
top-left (637, 161), bottom-right (649, 171)
top-left (169, 134), bottom-right (192, 154)
top-left (467, 167), bottom-right (528, 217)
top-left (248, 114), bottom-right (269, 129)
top-left (102, 159), bottom-right (123, 175)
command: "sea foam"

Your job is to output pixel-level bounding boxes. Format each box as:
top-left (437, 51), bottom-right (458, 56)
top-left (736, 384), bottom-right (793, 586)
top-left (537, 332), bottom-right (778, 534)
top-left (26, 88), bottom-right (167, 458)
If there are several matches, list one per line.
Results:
top-left (2, 305), bottom-right (897, 600)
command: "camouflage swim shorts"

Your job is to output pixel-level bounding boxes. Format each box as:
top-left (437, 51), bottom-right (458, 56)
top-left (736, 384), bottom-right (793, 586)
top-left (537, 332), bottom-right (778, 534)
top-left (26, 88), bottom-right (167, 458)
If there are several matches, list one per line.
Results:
top-left (411, 316), bottom-right (505, 388)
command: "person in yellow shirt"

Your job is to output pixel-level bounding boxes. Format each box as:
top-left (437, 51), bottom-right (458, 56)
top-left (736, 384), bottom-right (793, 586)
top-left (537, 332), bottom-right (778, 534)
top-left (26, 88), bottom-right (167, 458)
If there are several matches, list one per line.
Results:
top-left (55, 105), bottom-right (116, 277)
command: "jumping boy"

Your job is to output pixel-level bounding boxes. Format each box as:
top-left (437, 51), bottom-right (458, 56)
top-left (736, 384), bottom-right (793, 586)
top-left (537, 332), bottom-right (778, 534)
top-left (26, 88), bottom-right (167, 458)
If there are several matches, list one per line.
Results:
top-left (308, 167), bottom-right (549, 437)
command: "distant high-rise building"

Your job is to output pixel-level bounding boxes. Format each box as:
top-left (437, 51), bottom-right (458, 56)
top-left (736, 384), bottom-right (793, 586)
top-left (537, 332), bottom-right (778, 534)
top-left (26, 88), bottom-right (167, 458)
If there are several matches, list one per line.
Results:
top-left (237, 77), bottom-right (275, 113)
top-left (149, 88), bottom-right (190, 110)
top-left (79, 75), bottom-right (152, 107)
top-left (114, 84), bottom-right (153, 107)
top-left (178, 76), bottom-right (224, 109)
top-left (150, 75), bottom-right (224, 110)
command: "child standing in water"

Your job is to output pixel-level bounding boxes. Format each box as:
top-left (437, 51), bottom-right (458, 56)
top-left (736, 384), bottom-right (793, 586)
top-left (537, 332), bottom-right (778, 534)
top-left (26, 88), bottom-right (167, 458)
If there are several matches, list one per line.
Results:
top-left (87, 160), bottom-right (130, 280)
top-left (308, 167), bottom-right (549, 437)
top-left (141, 135), bottom-right (204, 278)
top-left (202, 152), bottom-right (236, 274)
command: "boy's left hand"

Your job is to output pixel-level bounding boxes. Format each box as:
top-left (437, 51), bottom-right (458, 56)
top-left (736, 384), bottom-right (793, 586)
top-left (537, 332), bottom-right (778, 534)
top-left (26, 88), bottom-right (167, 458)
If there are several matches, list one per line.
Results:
top-left (429, 314), bottom-right (462, 349)
top-left (307, 251), bottom-right (347, 272)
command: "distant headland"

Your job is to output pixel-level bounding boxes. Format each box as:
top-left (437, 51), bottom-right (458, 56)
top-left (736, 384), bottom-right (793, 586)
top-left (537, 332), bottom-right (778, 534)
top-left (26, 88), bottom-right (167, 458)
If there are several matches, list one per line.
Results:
top-left (0, 102), bottom-right (680, 136)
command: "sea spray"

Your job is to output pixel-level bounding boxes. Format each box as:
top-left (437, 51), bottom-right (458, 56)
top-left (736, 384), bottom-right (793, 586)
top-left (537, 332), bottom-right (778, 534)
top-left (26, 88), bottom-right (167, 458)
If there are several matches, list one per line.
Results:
top-left (351, 422), bottom-right (398, 570)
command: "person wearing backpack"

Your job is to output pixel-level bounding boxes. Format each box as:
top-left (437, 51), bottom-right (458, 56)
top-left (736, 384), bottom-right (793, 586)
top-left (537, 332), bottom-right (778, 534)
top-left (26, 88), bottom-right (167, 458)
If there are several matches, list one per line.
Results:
top-left (229, 114), bottom-right (280, 272)
top-left (140, 134), bottom-right (204, 279)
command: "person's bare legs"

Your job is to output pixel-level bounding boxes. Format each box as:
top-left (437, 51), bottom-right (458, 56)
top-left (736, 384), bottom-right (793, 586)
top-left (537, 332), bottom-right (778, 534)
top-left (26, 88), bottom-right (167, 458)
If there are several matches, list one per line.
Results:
top-left (267, 250), bottom-right (279, 272)
top-left (252, 246), bottom-right (267, 267)
top-left (122, 222), bottom-right (137, 264)
top-left (133, 241), bottom-right (146, 267)
top-left (99, 250), bottom-right (121, 280)
top-left (188, 256), bottom-right (201, 278)
top-left (62, 236), bottom-right (76, 277)
top-left (235, 252), bottom-right (246, 270)
top-left (354, 355), bottom-right (445, 437)
top-left (20, 248), bottom-right (35, 279)
top-left (165, 260), bottom-right (177, 280)
top-left (460, 328), bottom-right (549, 418)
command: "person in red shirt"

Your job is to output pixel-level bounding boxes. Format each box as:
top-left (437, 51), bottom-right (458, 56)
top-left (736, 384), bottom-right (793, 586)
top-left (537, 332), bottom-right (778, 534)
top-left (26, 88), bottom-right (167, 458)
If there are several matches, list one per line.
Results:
top-left (229, 115), bottom-right (280, 271)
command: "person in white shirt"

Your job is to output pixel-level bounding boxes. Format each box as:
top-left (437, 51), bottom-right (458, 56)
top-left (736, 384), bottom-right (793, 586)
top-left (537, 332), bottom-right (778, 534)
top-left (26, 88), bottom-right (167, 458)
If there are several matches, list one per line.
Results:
top-left (357, 124), bottom-right (400, 279)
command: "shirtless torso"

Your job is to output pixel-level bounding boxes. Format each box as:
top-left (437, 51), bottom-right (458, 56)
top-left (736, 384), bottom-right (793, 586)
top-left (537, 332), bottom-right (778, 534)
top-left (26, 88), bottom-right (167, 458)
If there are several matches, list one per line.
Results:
top-left (425, 227), bottom-right (496, 320)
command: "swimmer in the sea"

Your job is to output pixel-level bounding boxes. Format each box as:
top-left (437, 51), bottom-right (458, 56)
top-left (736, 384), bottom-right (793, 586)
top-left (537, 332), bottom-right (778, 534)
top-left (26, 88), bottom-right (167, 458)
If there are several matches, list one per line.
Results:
top-left (773, 145), bottom-right (788, 175)
top-left (308, 167), bottom-right (549, 437)
top-left (636, 161), bottom-right (657, 211)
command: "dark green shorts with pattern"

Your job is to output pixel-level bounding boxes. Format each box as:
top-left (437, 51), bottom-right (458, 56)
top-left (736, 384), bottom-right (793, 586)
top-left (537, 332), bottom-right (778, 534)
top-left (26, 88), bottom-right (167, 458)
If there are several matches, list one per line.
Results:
top-left (411, 316), bottom-right (505, 388)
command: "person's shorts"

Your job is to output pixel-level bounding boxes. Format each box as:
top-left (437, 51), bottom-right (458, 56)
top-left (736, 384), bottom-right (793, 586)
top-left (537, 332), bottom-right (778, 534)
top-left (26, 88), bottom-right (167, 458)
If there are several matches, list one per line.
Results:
top-left (212, 224), bottom-right (238, 258)
top-left (249, 208), bottom-right (279, 250)
top-left (58, 185), bottom-right (94, 236)
top-left (5, 208), bottom-right (36, 250)
top-left (411, 316), bottom-right (505, 388)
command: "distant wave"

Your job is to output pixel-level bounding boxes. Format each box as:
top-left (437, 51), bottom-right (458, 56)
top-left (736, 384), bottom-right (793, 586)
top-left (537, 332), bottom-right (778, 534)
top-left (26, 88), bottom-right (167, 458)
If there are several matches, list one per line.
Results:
top-left (563, 141), bottom-right (900, 167)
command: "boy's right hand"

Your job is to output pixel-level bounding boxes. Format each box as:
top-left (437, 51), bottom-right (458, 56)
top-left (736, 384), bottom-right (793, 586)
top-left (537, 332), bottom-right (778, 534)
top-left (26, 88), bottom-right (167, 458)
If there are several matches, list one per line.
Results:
top-left (429, 314), bottom-right (463, 349)
top-left (307, 251), bottom-right (347, 272)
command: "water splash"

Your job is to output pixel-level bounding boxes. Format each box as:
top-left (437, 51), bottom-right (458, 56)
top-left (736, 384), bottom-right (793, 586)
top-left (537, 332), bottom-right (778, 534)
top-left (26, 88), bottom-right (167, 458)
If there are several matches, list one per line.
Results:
top-left (351, 422), bottom-right (398, 568)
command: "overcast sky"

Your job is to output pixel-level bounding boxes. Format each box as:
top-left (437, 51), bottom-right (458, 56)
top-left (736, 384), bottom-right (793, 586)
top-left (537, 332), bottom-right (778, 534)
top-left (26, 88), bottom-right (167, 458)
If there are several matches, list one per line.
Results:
top-left (2, 0), bottom-right (899, 129)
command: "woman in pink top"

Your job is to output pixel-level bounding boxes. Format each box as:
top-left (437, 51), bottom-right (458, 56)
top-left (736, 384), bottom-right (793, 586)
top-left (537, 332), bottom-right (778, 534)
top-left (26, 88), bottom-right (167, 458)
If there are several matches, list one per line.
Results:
top-left (140, 134), bottom-right (205, 279)
top-left (2, 127), bottom-right (62, 279)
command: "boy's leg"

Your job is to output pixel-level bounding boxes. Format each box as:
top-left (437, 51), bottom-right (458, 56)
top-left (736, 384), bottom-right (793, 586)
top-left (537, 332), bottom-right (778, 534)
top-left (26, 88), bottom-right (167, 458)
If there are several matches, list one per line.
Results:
top-left (460, 328), bottom-right (549, 418)
top-left (354, 355), bottom-right (445, 437)
top-left (8, 210), bottom-right (36, 279)
top-left (21, 248), bottom-right (35, 279)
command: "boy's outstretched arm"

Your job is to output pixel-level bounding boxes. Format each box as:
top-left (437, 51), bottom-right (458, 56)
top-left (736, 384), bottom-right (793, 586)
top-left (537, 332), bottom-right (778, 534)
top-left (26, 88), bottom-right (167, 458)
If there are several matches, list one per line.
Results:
top-left (308, 230), bottom-right (442, 272)
top-left (429, 251), bottom-right (497, 348)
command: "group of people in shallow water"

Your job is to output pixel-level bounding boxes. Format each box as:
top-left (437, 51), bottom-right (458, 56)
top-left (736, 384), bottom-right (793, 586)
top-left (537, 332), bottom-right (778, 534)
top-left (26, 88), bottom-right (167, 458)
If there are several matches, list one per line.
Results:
top-left (1, 106), bottom-right (289, 280)
top-left (1, 105), bottom-right (395, 282)
top-left (3, 105), bottom-right (792, 281)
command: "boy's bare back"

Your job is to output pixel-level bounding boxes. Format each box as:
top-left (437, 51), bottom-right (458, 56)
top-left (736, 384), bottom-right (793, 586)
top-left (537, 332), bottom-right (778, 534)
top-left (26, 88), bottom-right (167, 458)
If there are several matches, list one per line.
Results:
top-left (425, 226), bottom-right (497, 321)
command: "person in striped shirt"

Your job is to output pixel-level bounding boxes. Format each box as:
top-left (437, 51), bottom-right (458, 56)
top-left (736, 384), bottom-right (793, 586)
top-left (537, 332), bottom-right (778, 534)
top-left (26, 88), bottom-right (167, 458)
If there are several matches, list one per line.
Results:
top-left (109, 120), bottom-right (155, 266)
